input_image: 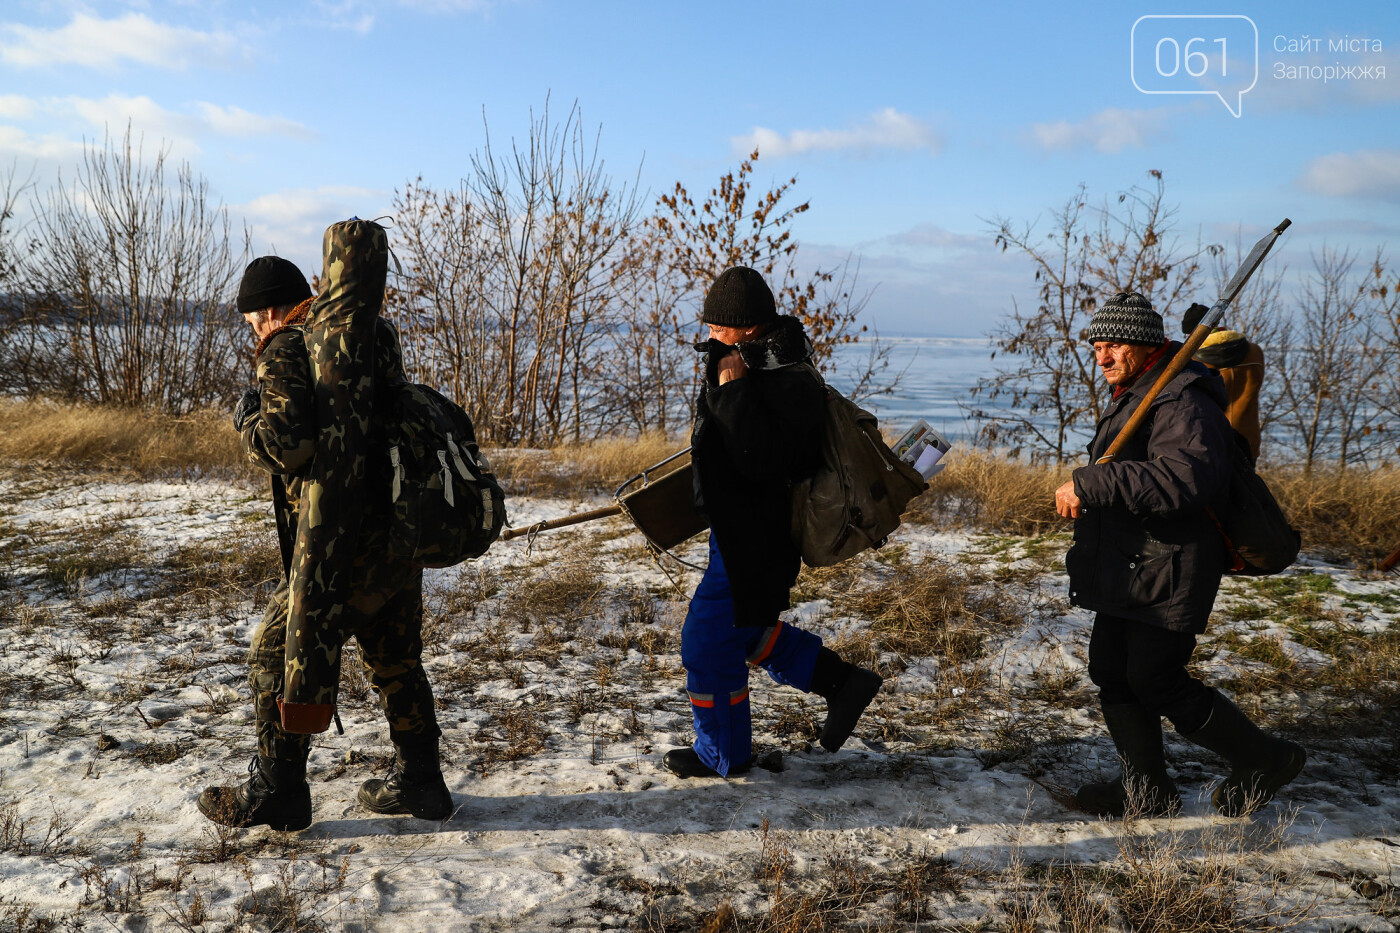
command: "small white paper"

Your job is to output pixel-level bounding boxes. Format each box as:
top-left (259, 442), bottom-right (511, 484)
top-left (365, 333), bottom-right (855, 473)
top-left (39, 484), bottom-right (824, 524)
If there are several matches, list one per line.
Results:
top-left (914, 444), bottom-right (944, 479)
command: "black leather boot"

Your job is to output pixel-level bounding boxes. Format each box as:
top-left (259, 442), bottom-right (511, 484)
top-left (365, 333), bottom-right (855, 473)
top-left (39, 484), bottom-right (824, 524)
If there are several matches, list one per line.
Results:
top-left (197, 753), bottom-right (312, 831)
top-left (358, 736), bottom-right (453, 820)
top-left (1076, 703), bottom-right (1181, 818)
top-left (662, 748), bottom-right (752, 778)
top-left (810, 647), bottom-right (883, 752)
top-left (1184, 691), bottom-right (1306, 817)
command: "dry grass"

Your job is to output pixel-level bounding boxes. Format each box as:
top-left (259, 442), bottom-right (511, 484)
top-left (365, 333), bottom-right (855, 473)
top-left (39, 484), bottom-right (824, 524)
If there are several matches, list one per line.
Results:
top-left (0, 399), bottom-right (243, 478)
top-left (5, 397), bottom-right (1398, 566)
top-left (489, 431), bottom-right (687, 497)
top-left (1265, 465), bottom-right (1400, 566)
top-left (909, 449), bottom-right (1071, 535)
top-left (825, 553), bottom-right (1025, 664)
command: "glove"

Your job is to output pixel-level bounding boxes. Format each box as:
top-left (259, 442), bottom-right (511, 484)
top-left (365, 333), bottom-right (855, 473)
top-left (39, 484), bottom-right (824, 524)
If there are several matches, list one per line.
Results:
top-left (232, 388), bottom-right (261, 432)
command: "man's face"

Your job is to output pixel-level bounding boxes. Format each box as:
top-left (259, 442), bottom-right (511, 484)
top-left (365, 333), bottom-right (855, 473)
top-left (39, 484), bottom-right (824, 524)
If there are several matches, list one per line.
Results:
top-left (243, 308), bottom-right (279, 341)
top-left (706, 323), bottom-right (761, 346)
top-left (1093, 341), bottom-right (1153, 387)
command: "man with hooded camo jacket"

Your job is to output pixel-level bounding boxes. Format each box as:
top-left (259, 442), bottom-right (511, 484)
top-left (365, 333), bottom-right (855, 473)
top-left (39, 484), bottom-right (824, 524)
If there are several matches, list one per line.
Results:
top-left (197, 256), bottom-right (452, 830)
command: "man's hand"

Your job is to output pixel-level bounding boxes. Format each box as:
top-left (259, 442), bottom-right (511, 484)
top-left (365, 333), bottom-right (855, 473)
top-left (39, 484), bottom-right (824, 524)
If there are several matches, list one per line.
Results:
top-left (1054, 480), bottom-right (1082, 519)
top-left (232, 388), bottom-right (260, 432)
top-left (717, 348), bottom-right (748, 385)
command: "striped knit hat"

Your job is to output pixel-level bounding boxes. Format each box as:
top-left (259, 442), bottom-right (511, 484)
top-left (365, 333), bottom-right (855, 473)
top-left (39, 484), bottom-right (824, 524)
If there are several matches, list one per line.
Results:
top-left (1086, 291), bottom-right (1164, 346)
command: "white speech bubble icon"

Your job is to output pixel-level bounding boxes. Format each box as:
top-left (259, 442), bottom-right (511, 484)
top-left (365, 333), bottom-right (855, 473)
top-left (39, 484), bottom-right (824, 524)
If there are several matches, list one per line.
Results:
top-left (1131, 15), bottom-right (1258, 117)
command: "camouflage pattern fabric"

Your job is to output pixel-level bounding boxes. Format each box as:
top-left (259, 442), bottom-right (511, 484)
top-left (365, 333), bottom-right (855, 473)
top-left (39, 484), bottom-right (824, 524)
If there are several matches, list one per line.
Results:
top-left (248, 521), bottom-right (441, 759)
top-left (284, 219), bottom-right (389, 725)
top-left (239, 299), bottom-right (437, 757)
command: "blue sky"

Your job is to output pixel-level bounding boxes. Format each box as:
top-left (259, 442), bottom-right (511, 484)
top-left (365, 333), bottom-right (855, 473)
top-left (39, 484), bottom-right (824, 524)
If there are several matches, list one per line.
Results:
top-left (2, 0), bottom-right (1397, 335)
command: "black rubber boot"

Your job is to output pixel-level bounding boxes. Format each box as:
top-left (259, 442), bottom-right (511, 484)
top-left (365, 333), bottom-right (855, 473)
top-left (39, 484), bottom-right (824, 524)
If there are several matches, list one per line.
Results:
top-left (1184, 691), bottom-right (1306, 817)
top-left (810, 647), bottom-right (883, 752)
top-left (197, 753), bottom-right (312, 831)
top-left (358, 736), bottom-right (453, 820)
top-left (662, 748), bottom-right (752, 779)
top-left (1075, 703), bottom-right (1181, 818)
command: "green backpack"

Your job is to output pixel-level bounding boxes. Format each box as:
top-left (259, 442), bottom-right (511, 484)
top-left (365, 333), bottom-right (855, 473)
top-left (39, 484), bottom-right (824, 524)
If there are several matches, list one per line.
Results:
top-left (790, 365), bottom-right (927, 567)
top-left (378, 383), bottom-right (507, 568)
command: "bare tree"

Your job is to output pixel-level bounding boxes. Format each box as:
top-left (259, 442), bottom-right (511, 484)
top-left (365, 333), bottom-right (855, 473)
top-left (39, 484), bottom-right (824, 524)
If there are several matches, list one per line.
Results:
top-left (1367, 254), bottom-right (1400, 460)
top-left (654, 149), bottom-right (870, 365)
top-left (1272, 247), bottom-right (1393, 469)
top-left (969, 172), bottom-right (1209, 463)
top-left (390, 101), bottom-right (643, 445)
top-left (17, 128), bottom-right (245, 412)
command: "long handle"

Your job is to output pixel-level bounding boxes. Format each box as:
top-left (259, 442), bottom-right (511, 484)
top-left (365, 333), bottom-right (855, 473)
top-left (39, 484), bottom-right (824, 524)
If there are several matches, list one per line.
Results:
top-left (500, 504), bottom-right (623, 541)
top-left (1380, 543), bottom-right (1400, 574)
top-left (1098, 218), bottom-right (1291, 465)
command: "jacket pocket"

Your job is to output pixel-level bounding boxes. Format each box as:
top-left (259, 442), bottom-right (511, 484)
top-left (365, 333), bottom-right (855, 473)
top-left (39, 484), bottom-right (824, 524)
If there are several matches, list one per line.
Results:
top-left (1102, 537), bottom-right (1178, 611)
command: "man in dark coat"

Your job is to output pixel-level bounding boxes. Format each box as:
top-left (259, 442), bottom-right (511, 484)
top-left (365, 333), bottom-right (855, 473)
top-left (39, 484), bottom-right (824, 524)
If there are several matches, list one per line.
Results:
top-left (664, 266), bottom-right (883, 779)
top-left (1055, 291), bottom-right (1305, 818)
top-left (197, 256), bottom-right (451, 831)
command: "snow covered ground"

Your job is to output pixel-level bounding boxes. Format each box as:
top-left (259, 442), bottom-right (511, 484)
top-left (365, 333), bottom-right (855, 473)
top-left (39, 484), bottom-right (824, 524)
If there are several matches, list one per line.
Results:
top-left (0, 467), bottom-right (1397, 931)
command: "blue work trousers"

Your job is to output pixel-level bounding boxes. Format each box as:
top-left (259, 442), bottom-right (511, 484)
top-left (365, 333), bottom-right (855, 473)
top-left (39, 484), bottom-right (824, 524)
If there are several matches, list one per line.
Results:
top-left (680, 534), bottom-right (822, 775)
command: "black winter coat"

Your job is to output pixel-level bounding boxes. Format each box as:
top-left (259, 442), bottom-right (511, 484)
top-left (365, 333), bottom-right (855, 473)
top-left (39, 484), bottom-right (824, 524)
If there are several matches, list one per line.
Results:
top-left (691, 317), bottom-right (825, 627)
top-left (1065, 344), bottom-right (1232, 633)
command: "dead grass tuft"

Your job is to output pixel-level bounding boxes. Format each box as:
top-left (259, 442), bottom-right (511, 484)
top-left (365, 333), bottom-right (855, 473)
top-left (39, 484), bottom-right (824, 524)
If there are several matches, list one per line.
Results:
top-left (1266, 465), bottom-right (1400, 566)
top-left (490, 431), bottom-right (686, 497)
top-left (0, 398), bottom-right (243, 478)
top-left (841, 555), bottom-right (1024, 662)
top-left (909, 449), bottom-right (1071, 535)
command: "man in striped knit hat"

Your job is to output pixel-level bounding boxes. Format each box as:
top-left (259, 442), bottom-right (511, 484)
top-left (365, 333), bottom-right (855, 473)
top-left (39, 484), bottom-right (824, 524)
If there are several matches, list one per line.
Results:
top-left (1055, 291), bottom-right (1305, 819)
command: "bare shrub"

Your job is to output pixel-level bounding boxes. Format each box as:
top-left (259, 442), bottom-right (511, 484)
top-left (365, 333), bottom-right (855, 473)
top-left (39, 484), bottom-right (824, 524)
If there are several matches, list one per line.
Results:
top-left (972, 171), bottom-right (1209, 462)
top-left (15, 128), bottom-right (245, 412)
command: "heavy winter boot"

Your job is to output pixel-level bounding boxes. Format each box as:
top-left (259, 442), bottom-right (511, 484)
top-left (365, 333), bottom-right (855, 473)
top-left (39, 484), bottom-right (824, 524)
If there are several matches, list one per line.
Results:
top-left (358, 736), bottom-right (453, 820)
top-left (810, 647), bottom-right (884, 752)
top-left (1075, 704), bottom-right (1181, 818)
top-left (1184, 691), bottom-right (1307, 817)
top-left (662, 748), bottom-right (752, 779)
top-left (197, 753), bottom-right (312, 831)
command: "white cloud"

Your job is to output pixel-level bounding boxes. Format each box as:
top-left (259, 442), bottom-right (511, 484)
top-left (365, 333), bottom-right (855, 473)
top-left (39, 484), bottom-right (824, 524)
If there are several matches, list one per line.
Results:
top-left (731, 108), bottom-right (941, 159)
top-left (0, 12), bottom-right (241, 71)
top-left (1298, 149), bottom-right (1400, 203)
top-left (64, 94), bottom-right (311, 147)
top-left (1029, 107), bottom-right (1169, 154)
top-left (237, 186), bottom-right (391, 272)
top-left (0, 94), bottom-right (35, 119)
top-left (194, 104), bottom-right (314, 141)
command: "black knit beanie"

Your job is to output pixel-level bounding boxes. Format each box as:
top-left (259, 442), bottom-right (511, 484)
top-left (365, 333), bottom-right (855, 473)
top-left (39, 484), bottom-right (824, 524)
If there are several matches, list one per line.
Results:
top-left (1181, 302), bottom-right (1212, 335)
top-left (1085, 291), bottom-right (1165, 346)
top-left (237, 256), bottom-right (312, 314)
top-left (702, 266), bottom-right (778, 328)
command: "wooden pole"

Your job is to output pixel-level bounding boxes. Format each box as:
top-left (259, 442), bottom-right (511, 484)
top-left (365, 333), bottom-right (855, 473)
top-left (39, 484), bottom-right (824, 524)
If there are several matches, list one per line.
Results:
top-left (500, 504), bottom-right (624, 541)
top-left (1097, 218), bottom-right (1290, 465)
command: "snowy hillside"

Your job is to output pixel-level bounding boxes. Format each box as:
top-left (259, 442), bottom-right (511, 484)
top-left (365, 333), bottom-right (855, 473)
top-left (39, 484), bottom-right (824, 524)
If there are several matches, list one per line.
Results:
top-left (0, 468), bottom-right (1397, 931)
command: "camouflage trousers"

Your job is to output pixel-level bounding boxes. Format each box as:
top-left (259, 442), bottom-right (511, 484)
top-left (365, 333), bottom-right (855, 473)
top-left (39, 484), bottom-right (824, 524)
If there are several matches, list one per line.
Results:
top-left (248, 548), bottom-right (441, 761)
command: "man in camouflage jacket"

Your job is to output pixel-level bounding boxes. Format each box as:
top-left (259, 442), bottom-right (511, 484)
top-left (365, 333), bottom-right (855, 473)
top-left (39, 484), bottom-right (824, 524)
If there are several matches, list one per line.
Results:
top-left (197, 256), bottom-right (452, 831)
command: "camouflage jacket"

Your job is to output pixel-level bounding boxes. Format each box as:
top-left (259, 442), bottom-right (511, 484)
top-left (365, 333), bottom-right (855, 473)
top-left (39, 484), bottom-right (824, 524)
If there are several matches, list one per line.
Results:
top-left (240, 318), bottom-right (411, 572)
